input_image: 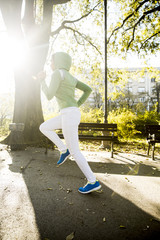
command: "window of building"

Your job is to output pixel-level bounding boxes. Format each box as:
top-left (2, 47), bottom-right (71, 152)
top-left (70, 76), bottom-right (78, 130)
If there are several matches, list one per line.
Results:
top-left (151, 78), bottom-right (156, 82)
top-left (139, 97), bottom-right (145, 102)
top-left (138, 87), bottom-right (145, 93)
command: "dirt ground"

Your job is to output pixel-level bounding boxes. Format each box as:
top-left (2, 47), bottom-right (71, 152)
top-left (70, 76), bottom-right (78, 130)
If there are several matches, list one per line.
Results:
top-left (0, 144), bottom-right (160, 240)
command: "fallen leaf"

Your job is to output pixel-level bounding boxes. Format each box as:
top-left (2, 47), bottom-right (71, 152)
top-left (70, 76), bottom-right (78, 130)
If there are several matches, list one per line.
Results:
top-left (67, 188), bottom-right (72, 193)
top-left (59, 185), bottom-right (65, 190)
top-left (47, 188), bottom-right (53, 190)
top-left (125, 177), bottom-right (130, 182)
top-left (66, 232), bottom-right (75, 240)
top-left (120, 225), bottom-right (126, 229)
top-left (152, 167), bottom-right (156, 170)
top-left (103, 217), bottom-right (106, 222)
top-left (143, 225), bottom-right (150, 231)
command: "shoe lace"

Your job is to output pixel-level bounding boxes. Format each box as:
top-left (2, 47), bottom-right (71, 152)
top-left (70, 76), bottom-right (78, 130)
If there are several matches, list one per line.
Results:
top-left (83, 180), bottom-right (98, 188)
top-left (83, 182), bottom-right (89, 188)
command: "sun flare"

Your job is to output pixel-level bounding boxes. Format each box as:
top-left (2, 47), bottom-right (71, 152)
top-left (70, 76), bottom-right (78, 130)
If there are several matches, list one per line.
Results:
top-left (0, 33), bottom-right (29, 93)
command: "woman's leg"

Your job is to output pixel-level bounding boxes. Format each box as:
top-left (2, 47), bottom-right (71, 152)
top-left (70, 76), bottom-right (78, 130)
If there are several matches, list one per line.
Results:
top-left (61, 108), bottom-right (96, 183)
top-left (39, 114), bottom-right (67, 152)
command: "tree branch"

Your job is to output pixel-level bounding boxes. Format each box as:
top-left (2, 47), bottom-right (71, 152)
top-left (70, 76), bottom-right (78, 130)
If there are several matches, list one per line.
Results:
top-left (127, 26), bottom-right (136, 50)
top-left (64, 26), bottom-right (102, 55)
top-left (140, 30), bottom-right (160, 48)
top-left (125, 5), bottom-right (160, 49)
top-left (107, 0), bottom-right (150, 44)
top-left (62, 1), bottom-right (101, 25)
top-left (125, 5), bottom-right (160, 32)
top-left (50, 1), bottom-right (102, 54)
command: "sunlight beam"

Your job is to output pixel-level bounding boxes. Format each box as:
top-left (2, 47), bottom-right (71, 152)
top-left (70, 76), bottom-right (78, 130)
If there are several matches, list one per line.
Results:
top-left (96, 173), bottom-right (160, 221)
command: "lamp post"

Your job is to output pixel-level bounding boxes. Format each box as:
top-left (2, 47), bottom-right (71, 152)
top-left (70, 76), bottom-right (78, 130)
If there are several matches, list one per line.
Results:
top-left (104, 0), bottom-right (108, 123)
top-left (101, 0), bottom-right (110, 150)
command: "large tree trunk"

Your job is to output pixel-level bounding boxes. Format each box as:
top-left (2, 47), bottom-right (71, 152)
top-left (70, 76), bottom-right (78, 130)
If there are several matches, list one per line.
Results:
top-left (0, 0), bottom-right (52, 144)
top-left (0, 0), bottom-right (70, 145)
top-left (13, 66), bottom-right (44, 143)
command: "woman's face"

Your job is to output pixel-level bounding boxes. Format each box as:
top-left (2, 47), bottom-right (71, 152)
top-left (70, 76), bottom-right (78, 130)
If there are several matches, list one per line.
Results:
top-left (50, 59), bottom-right (55, 71)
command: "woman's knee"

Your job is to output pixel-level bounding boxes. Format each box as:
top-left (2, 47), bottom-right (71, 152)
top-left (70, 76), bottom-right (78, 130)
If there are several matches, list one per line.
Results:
top-left (39, 122), bottom-right (45, 133)
top-left (69, 148), bottom-right (81, 158)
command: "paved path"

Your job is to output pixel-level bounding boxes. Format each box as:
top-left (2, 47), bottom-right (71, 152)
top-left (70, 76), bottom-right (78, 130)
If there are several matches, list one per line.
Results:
top-left (0, 144), bottom-right (160, 240)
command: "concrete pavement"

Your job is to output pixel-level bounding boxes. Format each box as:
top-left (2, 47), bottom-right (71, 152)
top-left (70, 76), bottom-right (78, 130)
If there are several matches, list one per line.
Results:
top-left (0, 144), bottom-right (160, 240)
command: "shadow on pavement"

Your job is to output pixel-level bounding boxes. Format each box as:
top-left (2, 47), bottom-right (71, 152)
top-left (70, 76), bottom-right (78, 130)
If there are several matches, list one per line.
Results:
top-left (6, 147), bottom-right (160, 240)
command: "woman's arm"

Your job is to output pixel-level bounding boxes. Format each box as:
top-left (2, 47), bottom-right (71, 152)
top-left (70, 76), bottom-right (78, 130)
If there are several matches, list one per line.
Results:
top-left (76, 80), bottom-right (92, 107)
top-left (41, 70), bottom-right (61, 100)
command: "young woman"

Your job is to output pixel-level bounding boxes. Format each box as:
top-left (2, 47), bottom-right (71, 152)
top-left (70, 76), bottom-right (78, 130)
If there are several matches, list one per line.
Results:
top-left (38, 52), bottom-right (101, 194)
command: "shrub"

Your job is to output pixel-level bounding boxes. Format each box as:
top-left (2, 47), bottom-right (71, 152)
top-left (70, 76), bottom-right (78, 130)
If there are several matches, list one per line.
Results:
top-left (0, 119), bottom-right (11, 140)
top-left (134, 110), bottom-right (160, 135)
top-left (108, 108), bottom-right (139, 139)
top-left (80, 107), bottom-right (104, 123)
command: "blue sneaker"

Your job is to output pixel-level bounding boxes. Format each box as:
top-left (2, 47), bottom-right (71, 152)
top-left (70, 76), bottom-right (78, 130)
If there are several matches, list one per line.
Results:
top-left (78, 180), bottom-right (101, 194)
top-left (57, 149), bottom-right (71, 165)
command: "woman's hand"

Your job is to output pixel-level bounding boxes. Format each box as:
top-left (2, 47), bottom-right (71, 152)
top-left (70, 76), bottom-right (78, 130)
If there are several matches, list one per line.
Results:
top-left (36, 71), bottom-right (46, 81)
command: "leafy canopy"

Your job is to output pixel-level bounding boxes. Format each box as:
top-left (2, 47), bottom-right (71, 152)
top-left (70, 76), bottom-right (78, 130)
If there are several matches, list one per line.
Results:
top-left (108, 0), bottom-right (160, 56)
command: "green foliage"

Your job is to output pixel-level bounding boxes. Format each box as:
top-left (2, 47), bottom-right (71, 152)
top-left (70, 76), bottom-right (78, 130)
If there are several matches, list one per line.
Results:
top-left (0, 119), bottom-right (11, 140)
top-left (108, 0), bottom-right (160, 55)
top-left (108, 107), bottom-right (160, 139)
top-left (0, 94), bottom-right (14, 139)
top-left (80, 107), bottom-right (104, 123)
top-left (134, 109), bottom-right (160, 134)
top-left (108, 108), bottom-right (139, 139)
top-left (108, 68), bottom-right (132, 100)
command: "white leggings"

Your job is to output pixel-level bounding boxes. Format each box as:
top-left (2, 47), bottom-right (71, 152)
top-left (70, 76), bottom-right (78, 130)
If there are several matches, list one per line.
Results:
top-left (39, 107), bottom-right (96, 183)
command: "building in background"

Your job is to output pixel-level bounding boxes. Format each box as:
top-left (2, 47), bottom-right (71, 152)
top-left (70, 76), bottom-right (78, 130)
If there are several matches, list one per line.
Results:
top-left (108, 67), bottom-right (160, 112)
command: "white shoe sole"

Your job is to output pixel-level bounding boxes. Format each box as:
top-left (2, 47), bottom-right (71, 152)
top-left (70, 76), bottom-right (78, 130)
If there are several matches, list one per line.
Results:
top-left (57, 154), bottom-right (71, 166)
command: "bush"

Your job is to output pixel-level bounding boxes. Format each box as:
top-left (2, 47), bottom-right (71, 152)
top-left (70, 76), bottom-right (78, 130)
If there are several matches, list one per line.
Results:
top-left (80, 107), bottom-right (104, 123)
top-left (134, 110), bottom-right (160, 135)
top-left (0, 119), bottom-right (11, 140)
top-left (108, 108), bottom-right (139, 139)
top-left (108, 108), bottom-right (160, 139)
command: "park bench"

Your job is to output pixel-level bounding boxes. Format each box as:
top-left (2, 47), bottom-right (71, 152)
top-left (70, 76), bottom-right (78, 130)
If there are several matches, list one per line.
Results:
top-left (145, 124), bottom-right (160, 160)
top-left (46, 122), bottom-right (118, 158)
